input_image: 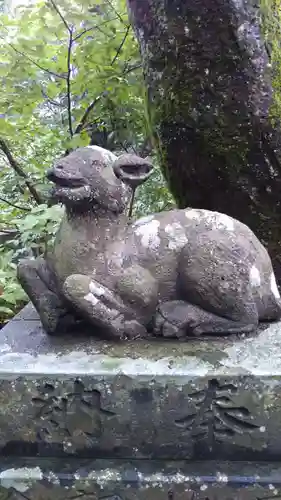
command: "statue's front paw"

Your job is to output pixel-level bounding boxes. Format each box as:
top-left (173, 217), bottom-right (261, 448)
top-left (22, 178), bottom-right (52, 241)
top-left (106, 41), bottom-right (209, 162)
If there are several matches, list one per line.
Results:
top-left (154, 303), bottom-right (187, 338)
top-left (54, 311), bottom-right (87, 335)
top-left (154, 315), bottom-right (181, 338)
top-left (123, 319), bottom-right (148, 340)
top-left (153, 300), bottom-right (203, 338)
top-left (42, 308), bottom-right (81, 336)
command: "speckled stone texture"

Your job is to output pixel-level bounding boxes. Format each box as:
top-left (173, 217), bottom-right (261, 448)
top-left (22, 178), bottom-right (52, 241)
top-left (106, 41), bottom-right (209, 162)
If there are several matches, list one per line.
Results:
top-left (20, 145), bottom-right (281, 341)
top-left (2, 305), bottom-right (281, 497)
top-left (1, 458), bottom-right (281, 499)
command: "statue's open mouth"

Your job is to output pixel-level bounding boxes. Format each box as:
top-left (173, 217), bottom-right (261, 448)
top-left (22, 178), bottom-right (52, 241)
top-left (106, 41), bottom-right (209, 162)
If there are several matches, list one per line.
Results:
top-left (46, 170), bottom-right (85, 188)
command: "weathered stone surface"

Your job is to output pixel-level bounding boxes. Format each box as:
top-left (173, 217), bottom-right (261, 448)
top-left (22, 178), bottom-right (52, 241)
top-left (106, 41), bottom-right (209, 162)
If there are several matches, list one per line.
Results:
top-left (17, 146), bottom-right (154, 339)
top-left (17, 146), bottom-right (281, 339)
top-left (1, 304), bottom-right (281, 460)
top-left (0, 458), bottom-right (281, 499)
top-left (127, 0), bottom-right (281, 282)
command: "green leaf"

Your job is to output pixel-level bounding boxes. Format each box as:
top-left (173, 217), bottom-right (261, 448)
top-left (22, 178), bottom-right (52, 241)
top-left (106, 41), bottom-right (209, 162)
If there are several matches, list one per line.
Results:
top-left (0, 0), bottom-right (174, 321)
top-left (0, 306), bottom-right (14, 315)
top-left (65, 133), bottom-right (89, 150)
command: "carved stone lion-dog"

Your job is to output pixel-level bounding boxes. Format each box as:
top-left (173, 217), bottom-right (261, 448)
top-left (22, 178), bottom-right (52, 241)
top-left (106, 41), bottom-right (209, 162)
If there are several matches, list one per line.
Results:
top-left (17, 146), bottom-right (281, 339)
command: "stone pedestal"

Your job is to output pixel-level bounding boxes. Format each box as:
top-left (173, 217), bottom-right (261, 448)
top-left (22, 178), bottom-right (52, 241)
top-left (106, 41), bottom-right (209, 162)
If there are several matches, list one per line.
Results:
top-left (1, 305), bottom-right (281, 498)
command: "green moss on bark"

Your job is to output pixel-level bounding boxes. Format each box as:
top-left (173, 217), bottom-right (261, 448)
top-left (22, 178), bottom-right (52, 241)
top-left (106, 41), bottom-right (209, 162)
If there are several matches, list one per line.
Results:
top-left (128, 0), bottom-right (281, 282)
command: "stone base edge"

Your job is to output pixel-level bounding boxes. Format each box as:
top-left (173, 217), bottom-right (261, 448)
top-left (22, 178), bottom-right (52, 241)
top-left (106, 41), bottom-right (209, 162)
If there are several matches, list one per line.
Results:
top-left (0, 458), bottom-right (281, 499)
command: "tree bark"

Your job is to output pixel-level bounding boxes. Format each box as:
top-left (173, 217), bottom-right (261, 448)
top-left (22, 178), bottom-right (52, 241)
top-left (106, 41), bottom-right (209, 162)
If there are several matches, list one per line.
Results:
top-left (127, 0), bottom-right (281, 283)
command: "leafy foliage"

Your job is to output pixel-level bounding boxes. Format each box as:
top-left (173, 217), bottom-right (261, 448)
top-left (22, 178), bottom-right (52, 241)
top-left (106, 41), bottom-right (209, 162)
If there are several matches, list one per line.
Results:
top-left (0, 203), bottom-right (64, 321)
top-left (0, 247), bottom-right (27, 319)
top-left (13, 204), bottom-right (64, 255)
top-left (0, 0), bottom-right (173, 323)
top-left (134, 155), bottom-right (175, 218)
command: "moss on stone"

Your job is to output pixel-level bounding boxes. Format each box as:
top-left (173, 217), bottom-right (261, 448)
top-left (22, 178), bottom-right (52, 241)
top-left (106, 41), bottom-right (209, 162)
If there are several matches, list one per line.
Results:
top-left (129, 0), bottom-right (281, 281)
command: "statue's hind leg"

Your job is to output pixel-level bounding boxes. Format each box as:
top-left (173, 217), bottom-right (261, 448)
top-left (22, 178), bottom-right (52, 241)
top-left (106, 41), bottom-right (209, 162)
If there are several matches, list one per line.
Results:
top-left (154, 300), bottom-right (258, 338)
top-left (159, 242), bottom-right (260, 337)
top-left (63, 273), bottom-right (149, 339)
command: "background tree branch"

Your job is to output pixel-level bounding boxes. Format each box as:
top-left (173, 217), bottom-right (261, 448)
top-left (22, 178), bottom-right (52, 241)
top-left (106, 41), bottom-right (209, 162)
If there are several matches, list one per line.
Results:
top-left (0, 139), bottom-right (43, 204)
top-left (104, 0), bottom-right (126, 25)
top-left (73, 24), bottom-right (134, 141)
top-left (73, 17), bottom-right (121, 42)
top-left (66, 29), bottom-right (74, 138)
top-left (0, 196), bottom-right (30, 212)
top-left (49, 0), bottom-right (71, 34)
top-left (6, 42), bottom-right (66, 80)
top-left (74, 95), bottom-right (104, 135)
top-left (111, 25), bottom-right (130, 65)
top-left (48, 0), bottom-right (74, 138)
top-left (123, 63), bottom-right (142, 75)
top-left (41, 88), bottom-right (65, 108)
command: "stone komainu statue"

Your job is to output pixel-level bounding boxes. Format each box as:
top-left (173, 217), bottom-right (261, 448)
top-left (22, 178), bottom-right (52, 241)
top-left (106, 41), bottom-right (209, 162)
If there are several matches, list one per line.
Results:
top-left (17, 146), bottom-right (281, 339)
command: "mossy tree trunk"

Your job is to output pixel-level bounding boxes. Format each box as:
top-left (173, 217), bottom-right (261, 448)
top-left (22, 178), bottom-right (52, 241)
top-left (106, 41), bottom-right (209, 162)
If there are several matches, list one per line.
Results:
top-left (127, 0), bottom-right (281, 283)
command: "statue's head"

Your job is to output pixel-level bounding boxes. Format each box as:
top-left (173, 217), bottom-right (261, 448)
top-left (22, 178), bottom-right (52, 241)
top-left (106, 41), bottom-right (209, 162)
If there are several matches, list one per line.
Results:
top-left (46, 146), bottom-right (153, 213)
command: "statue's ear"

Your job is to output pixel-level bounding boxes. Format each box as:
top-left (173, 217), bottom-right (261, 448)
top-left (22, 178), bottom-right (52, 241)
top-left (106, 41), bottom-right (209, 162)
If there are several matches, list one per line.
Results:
top-left (113, 154), bottom-right (154, 189)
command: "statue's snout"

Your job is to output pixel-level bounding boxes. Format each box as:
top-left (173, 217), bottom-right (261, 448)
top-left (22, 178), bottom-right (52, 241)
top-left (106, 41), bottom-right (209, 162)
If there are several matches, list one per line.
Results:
top-left (46, 164), bottom-right (85, 187)
top-left (46, 167), bottom-right (56, 182)
top-left (46, 166), bottom-right (66, 184)
top-left (46, 163), bottom-right (65, 179)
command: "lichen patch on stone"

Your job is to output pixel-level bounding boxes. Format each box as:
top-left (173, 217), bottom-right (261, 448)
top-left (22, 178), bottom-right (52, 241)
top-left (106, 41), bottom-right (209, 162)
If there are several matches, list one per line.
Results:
top-left (270, 272), bottom-right (280, 299)
top-left (89, 281), bottom-right (105, 297)
top-left (185, 209), bottom-right (201, 221)
top-left (0, 467), bottom-right (43, 492)
top-left (46, 471), bottom-right (60, 485)
top-left (249, 265), bottom-right (261, 287)
top-left (185, 209), bottom-right (235, 231)
top-left (222, 321), bottom-right (281, 374)
top-left (88, 469), bottom-right (123, 487)
top-left (0, 347), bottom-right (212, 378)
top-left (210, 212), bottom-right (235, 231)
top-left (84, 469), bottom-right (194, 486)
top-left (86, 145), bottom-right (117, 165)
top-left (84, 292), bottom-right (99, 306)
top-left (164, 222), bottom-right (188, 250)
top-left (132, 214), bottom-right (155, 227)
top-left (134, 219), bottom-right (161, 250)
